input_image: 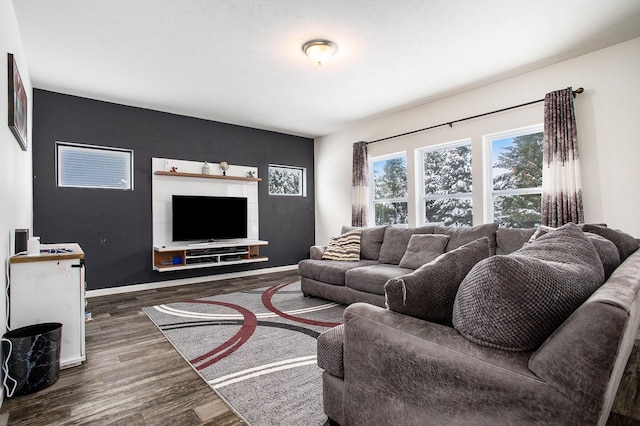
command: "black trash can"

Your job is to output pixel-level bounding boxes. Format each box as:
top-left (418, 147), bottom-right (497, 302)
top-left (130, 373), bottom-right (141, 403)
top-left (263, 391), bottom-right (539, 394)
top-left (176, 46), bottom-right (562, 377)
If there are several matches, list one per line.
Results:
top-left (2, 322), bottom-right (62, 397)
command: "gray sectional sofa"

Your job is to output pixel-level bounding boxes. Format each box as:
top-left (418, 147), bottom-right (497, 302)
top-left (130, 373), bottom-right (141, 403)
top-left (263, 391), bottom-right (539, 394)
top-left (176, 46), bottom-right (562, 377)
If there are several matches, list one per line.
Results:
top-left (302, 222), bottom-right (640, 425)
top-left (299, 222), bottom-right (522, 307)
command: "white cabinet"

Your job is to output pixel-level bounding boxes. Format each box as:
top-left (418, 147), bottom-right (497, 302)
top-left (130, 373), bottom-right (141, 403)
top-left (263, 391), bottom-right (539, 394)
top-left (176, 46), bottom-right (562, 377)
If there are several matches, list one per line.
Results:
top-left (8, 243), bottom-right (86, 369)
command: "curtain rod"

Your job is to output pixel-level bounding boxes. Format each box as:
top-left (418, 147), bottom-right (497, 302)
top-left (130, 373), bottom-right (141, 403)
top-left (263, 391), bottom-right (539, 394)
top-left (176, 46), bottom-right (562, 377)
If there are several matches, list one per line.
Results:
top-left (367, 87), bottom-right (584, 145)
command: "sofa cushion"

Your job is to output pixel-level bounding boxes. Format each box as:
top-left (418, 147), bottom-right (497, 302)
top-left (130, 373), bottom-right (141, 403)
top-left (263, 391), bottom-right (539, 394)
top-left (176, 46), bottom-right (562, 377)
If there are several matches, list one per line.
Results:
top-left (434, 223), bottom-right (499, 255)
top-left (496, 228), bottom-right (536, 255)
top-left (322, 230), bottom-right (361, 261)
top-left (346, 264), bottom-right (414, 296)
top-left (584, 232), bottom-right (621, 279)
top-left (452, 223), bottom-right (605, 352)
top-left (528, 223), bottom-right (610, 245)
top-left (317, 324), bottom-right (344, 378)
top-left (298, 258), bottom-right (379, 286)
top-left (341, 225), bottom-right (388, 260)
top-left (580, 224), bottom-right (639, 261)
top-left (528, 226), bottom-right (622, 277)
top-left (385, 237), bottom-right (491, 326)
top-left (398, 234), bottom-right (450, 269)
top-left (377, 226), bottom-right (435, 265)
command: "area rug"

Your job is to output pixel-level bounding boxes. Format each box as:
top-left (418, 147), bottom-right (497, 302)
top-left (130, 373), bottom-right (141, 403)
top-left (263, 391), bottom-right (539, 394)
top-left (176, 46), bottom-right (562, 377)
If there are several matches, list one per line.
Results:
top-left (143, 280), bottom-right (344, 426)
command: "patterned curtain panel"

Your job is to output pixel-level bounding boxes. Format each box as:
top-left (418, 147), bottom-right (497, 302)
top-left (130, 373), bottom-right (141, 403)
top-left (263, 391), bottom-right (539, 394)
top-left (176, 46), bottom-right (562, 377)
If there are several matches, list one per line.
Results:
top-left (352, 141), bottom-right (369, 227)
top-left (541, 87), bottom-right (584, 227)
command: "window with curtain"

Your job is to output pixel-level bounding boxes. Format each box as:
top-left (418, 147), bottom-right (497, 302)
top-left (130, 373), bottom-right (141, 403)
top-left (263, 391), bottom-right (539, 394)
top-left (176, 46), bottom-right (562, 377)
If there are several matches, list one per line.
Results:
top-left (371, 153), bottom-right (408, 225)
top-left (56, 142), bottom-right (133, 190)
top-left (485, 125), bottom-right (543, 228)
top-left (420, 140), bottom-right (472, 227)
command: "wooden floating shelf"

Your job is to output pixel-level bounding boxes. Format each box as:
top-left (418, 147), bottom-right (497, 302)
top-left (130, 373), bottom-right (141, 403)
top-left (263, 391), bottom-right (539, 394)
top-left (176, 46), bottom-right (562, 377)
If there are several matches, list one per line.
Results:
top-left (154, 171), bottom-right (261, 182)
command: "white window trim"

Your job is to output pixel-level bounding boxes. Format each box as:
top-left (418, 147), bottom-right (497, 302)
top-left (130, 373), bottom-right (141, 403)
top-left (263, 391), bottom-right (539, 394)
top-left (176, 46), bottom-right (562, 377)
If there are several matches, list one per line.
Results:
top-left (268, 164), bottom-right (307, 197)
top-left (369, 151), bottom-right (408, 226)
top-left (482, 124), bottom-right (543, 224)
top-left (56, 141), bottom-right (134, 190)
top-left (418, 139), bottom-right (472, 226)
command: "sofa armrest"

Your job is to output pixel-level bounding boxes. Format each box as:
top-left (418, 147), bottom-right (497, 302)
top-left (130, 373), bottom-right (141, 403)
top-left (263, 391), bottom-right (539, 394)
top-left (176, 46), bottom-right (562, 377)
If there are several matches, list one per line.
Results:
top-left (310, 245), bottom-right (327, 260)
top-left (529, 253), bottom-right (640, 425)
top-left (317, 324), bottom-right (344, 378)
top-left (529, 301), bottom-right (628, 422)
top-left (341, 303), bottom-right (582, 425)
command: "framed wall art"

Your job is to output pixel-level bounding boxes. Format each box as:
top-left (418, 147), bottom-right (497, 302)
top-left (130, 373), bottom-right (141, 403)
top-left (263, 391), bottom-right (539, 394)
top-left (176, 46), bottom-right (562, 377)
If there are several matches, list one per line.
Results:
top-left (8, 53), bottom-right (27, 151)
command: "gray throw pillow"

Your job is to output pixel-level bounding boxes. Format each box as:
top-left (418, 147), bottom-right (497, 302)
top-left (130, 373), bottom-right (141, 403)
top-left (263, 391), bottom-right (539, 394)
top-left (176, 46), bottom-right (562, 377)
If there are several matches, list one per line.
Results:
top-left (341, 225), bottom-right (387, 260)
top-left (322, 230), bottom-right (361, 261)
top-left (377, 226), bottom-right (435, 265)
top-left (385, 237), bottom-right (491, 326)
top-left (398, 234), bottom-right (450, 269)
top-left (452, 223), bottom-right (604, 352)
top-left (584, 232), bottom-right (621, 279)
top-left (580, 224), bottom-right (639, 261)
top-left (434, 223), bottom-right (498, 255)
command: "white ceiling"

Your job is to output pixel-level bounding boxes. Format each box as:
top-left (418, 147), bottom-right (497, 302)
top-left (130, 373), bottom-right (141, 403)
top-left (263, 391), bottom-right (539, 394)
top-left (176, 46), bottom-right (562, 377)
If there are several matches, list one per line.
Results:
top-left (12, 0), bottom-right (640, 138)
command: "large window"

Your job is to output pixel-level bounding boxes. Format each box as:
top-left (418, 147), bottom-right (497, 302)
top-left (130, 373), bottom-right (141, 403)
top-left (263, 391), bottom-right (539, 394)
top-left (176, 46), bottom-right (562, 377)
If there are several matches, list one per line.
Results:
top-left (485, 125), bottom-right (543, 228)
top-left (420, 140), bottom-right (473, 227)
top-left (371, 153), bottom-right (408, 225)
top-left (269, 165), bottom-right (306, 196)
top-left (56, 142), bottom-right (133, 190)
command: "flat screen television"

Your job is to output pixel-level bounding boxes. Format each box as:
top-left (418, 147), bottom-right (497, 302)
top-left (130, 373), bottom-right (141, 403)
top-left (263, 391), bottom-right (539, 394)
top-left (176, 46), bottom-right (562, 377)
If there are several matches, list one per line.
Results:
top-left (172, 195), bottom-right (248, 242)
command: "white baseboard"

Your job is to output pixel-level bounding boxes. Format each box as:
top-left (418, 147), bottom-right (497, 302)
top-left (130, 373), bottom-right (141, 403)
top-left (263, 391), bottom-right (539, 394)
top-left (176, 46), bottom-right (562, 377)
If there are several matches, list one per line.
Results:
top-left (85, 264), bottom-right (298, 298)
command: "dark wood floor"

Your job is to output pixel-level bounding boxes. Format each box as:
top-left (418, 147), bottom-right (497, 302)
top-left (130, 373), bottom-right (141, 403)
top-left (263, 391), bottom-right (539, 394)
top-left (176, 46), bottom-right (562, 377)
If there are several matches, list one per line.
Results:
top-left (0, 270), bottom-right (300, 425)
top-left (0, 269), bottom-right (638, 425)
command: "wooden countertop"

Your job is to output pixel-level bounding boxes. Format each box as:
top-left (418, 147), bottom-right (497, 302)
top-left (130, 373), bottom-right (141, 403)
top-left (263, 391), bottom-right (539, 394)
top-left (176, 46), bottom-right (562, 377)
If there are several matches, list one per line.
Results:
top-left (10, 243), bottom-right (84, 264)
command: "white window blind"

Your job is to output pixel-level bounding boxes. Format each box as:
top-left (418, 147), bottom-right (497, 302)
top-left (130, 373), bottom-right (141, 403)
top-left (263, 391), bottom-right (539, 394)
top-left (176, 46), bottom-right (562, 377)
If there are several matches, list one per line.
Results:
top-left (57, 142), bottom-right (133, 190)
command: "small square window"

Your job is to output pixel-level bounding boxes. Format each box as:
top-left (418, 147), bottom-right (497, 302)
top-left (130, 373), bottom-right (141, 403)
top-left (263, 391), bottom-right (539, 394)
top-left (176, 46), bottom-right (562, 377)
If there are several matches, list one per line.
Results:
top-left (56, 142), bottom-right (134, 190)
top-left (269, 165), bottom-right (306, 196)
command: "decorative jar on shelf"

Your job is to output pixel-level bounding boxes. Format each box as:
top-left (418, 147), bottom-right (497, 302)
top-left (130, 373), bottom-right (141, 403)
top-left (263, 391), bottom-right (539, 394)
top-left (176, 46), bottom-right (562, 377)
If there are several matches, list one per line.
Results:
top-left (202, 161), bottom-right (210, 175)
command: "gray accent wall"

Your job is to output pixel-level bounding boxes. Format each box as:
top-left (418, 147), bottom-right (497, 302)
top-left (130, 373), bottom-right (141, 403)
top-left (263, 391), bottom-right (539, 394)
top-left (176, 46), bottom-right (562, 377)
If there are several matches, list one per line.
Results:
top-left (32, 90), bottom-right (314, 290)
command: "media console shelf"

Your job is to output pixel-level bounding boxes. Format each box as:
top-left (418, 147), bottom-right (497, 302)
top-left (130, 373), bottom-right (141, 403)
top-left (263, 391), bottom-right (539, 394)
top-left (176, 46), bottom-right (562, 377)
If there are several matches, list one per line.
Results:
top-left (153, 240), bottom-right (268, 272)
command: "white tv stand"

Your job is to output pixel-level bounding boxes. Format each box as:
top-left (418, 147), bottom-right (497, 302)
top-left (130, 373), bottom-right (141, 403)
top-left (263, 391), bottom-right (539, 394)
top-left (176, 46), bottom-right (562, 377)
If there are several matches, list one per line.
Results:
top-left (153, 240), bottom-right (268, 272)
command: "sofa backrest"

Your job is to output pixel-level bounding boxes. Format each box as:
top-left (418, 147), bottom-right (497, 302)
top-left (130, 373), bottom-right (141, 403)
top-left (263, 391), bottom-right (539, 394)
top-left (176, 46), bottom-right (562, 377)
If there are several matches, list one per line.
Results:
top-left (335, 224), bottom-right (622, 270)
top-left (434, 223), bottom-right (499, 255)
top-left (495, 227), bottom-right (536, 255)
top-left (339, 224), bottom-right (506, 263)
top-left (528, 249), bottom-right (640, 425)
top-left (341, 225), bottom-right (388, 260)
top-left (377, 226), bottom-right (436, 264)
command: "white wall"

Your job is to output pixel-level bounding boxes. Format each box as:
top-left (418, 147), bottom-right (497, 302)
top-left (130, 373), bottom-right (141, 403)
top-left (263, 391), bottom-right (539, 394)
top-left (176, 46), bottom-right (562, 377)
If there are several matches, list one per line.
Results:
top-left (0, 0), bottom-right (34, 405)
top-left (315, 37), bottom-right (640, 244)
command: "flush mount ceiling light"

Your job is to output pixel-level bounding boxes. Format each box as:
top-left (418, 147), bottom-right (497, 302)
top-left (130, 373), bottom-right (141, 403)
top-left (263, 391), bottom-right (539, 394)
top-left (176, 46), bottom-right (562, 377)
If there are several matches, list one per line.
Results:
top-left (302, 39), bottom-right (337, 65)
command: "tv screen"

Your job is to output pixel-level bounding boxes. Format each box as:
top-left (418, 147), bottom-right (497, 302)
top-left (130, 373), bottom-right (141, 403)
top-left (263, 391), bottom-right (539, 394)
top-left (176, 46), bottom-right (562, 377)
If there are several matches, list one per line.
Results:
top-left (172, 195), bottom-right (248, 242)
